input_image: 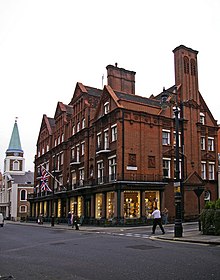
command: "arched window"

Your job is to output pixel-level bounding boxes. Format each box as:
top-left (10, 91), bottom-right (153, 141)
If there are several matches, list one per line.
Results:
top-left (204, 190), bottom-right (211, 202)
top-left (184, 56), bottom-right (189, 74)
top-left (20, 189), bottom-right (27, 201)
top-left (13, 160), bottom-right (20, 171)
top-left (190, 59), bottom-right (196, 75)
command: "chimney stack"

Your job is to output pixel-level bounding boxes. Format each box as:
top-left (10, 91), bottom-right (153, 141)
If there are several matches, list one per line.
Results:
top-left (106, 64), bottom-right (136, 95)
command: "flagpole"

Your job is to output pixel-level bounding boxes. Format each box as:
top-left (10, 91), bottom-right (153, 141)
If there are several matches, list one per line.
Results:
top-left (40, 164), bottom-right (61, 185)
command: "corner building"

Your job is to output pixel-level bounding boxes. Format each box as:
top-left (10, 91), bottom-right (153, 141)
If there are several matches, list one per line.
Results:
top-left (28, 45), bottom-right (218, 225)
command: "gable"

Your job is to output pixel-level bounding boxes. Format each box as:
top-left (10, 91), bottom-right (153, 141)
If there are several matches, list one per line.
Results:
top-left (199, 92), bottom-right (218, 126)
top-left (38, 114), bottom-right (54, 143)
top-left (184, 171), bottom-right (205, 186)
top-left (94, 85), bottom-right (123, 120)
top-left (69, 82), bottom-right (88, 105)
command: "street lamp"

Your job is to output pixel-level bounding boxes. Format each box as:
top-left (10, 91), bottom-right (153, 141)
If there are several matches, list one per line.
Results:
top-left (173, 105), bottom-right (183, 237)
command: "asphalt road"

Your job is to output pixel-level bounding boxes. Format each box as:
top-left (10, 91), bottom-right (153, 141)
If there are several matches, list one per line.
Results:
top-left (0, 223), bottom-right (219, 280)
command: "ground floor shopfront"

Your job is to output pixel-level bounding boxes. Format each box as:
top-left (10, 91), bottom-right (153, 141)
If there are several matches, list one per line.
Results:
top-left (28, 183), bottom-right (166, 225)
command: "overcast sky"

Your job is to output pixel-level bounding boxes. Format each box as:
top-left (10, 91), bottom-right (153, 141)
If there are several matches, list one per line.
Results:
top-left (0, 0), bottom-right (220, 172)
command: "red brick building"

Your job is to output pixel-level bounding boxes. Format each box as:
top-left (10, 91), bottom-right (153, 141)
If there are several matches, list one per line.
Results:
top-left (28, 45), bottom-right (218, 225)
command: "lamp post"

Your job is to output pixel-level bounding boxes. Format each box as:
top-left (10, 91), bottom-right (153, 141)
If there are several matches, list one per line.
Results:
top-left (174, 106), bottom-right (183, 237)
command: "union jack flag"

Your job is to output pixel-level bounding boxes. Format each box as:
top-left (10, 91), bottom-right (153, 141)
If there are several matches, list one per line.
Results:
top-left (40, 166), bottom-right (52, 192)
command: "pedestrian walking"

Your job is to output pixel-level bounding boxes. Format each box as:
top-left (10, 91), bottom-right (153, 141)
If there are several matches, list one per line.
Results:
top-left (71, 212), bottom-right (79, 230)
top-left (67, 212), bottom-right (71, 226)
top-left (151, 207), bottom-right (165, 234)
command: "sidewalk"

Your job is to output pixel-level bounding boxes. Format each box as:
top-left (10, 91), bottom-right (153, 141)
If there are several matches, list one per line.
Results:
top-left (5, 220), bottom-right (220, 245)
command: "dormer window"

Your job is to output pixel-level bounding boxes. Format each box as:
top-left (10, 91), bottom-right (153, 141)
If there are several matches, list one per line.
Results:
top-left (104, 102), bottom-right (110, 114)
top-left (200, 113), bottom-right (205, 125)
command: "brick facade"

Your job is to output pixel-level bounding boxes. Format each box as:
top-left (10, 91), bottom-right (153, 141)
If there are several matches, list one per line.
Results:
top-left (28, 45), bottom-right (218, 225)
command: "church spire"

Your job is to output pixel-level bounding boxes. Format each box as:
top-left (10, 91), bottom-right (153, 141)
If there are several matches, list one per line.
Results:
top-left (4, 118), bottom-right (25, 174)
top-left (6, 118), bottom-right (23, 154)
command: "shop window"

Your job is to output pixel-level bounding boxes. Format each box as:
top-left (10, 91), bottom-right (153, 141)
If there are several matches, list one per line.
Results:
top-left (77, 196), bottom-right (82, 217)
top-left (124, 191), bottom-right (140, 218)
top-left (57, 199), bottom-right (61, 217)
top-left (106, 192), bottom-right (115, 219)
top-left (145, 191), bottom-right (160, 218)
top-left (95, 193), bottom-right (102, 219)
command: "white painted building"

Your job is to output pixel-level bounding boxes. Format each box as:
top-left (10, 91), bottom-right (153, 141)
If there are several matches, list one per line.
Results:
top-left (0, 120), bottom-right (34, 220)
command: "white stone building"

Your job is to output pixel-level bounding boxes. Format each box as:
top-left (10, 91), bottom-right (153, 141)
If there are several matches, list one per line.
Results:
top-left (0, 120), bottom-right (34, 220)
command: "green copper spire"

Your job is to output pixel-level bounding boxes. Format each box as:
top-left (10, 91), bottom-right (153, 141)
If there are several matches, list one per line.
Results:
top-left (7, 119), bottom-right (23, 153)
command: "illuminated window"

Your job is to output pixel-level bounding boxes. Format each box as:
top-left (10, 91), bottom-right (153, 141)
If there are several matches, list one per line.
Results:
top-left (106, 192), bottom-right (115, 219)
top-left (144, 191), bottom-right (160, 217)
top-left (95, 193), bottom-right (102, 219)
top-left (124, 191), bottom-right (140, 218)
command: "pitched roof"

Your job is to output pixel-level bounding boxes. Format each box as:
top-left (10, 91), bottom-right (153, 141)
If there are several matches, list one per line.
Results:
top-left (115, 91), bottom-right (161, 107)
top-left (10, 171), bottom-right (34, 184)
